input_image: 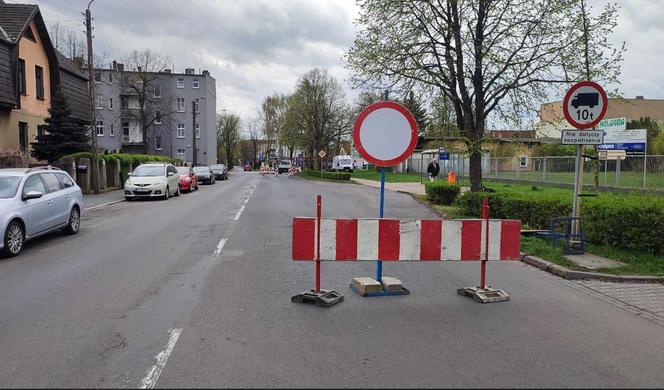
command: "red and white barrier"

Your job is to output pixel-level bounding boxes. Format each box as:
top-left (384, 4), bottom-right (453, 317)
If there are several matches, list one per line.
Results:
top-left (292, 218), bottom-right (521, 261)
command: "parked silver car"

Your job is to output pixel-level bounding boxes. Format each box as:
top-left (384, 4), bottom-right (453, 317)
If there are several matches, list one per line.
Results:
top-left (0, 167), bottom-right (83, 257)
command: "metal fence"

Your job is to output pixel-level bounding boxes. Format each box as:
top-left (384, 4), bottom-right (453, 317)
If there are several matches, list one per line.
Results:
top-left (481, 155), bottom-right (664, 190)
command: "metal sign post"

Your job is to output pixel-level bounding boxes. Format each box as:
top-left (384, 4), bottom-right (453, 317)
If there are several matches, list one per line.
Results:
top-left (352, 97), bottom-right (418, 297)
top-left (562, 82), bottom-right (608, 235)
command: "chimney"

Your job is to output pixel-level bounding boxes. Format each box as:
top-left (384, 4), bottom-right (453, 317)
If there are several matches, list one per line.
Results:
top-left (185, 68), bottom-right (195, 75)
top-left (636, 95), bottom-right (644, 100)
top-left (137, 66), bottom-right (142, 72)
top-left (112, 60), bottom-right (117, 71)
top-left (117, 63), bottom-right (124, 72)
top-left (202, 70), bottom-right (209, 76)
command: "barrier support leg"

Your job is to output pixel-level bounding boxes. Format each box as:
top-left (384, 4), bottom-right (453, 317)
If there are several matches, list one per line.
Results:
top-left (457, 198), bottom-right (510, 303)
top-left (292, 195), bottom-right (344, 307)
top-left (351, 167), bottom-right (410, 297)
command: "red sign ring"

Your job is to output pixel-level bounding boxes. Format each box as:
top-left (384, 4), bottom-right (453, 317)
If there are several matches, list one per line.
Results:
top-left (562, 81), bottom-right (608, 129)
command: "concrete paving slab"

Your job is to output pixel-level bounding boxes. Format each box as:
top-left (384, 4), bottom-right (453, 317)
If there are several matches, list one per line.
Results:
top-left (564, 252), bottom-right (625, 269)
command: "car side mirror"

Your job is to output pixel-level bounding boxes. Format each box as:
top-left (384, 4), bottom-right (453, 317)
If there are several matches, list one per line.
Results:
top-left (23, 191), bottom-right (43, 200)
top-left (128, 173), bottom-right (133, 176)
top-left (167, 172), bottom-right (174, 177)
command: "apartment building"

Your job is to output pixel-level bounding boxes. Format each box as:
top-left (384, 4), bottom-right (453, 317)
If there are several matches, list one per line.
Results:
top-left (93, 63), bottom-right (217, 166)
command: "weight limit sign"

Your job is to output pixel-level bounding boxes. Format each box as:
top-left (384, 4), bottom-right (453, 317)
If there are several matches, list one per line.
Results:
top-left (563, 81), bottom-right (608, 129)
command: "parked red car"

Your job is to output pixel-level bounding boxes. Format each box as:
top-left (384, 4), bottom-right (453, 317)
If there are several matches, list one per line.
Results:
top-left (244, 164), bottom-right (252, 171)
top-left (176, 166), bottom-right (199, 192)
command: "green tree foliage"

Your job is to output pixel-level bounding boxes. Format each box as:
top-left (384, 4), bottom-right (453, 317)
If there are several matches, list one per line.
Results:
top-left (346, 0), bottom-right (623, 191)
top-left (31, 89), bottom-right (89, 163)
top-left (261, 93), bottom-right (289, 161)
top-left (399, 91), bottom-right (427, 132)
top-left (217, 112), bottom-right (241, 168)
top-left (627, 117), bottom-right (660, 154)
top-left (532, 143), bottom-right (577, 157)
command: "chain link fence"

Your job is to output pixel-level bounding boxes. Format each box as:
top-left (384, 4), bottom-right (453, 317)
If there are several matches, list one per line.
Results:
top-left (481, 155), bottom-right (664, 190)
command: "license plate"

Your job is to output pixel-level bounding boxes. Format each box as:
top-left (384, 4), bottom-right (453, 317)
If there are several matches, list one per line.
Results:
top-left (134, 188), bottom-right (149, 193)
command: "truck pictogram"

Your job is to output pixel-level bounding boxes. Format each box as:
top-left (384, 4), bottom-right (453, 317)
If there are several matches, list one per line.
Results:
top-left (571, 92), bottom-right (599, 109)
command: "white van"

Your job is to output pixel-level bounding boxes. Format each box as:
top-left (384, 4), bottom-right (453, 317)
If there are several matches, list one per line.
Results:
top-left (331, 155), bottom-right (354, 172)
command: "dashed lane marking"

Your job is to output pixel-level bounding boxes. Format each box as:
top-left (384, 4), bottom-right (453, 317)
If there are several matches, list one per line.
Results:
top-left (139, 328), bottom-right (182, 389)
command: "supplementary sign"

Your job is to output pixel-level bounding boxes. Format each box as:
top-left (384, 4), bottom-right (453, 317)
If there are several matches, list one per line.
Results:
top-left (561, 129), bottom-right (605, 145)
top-left (353, 101), bottom-right (418, 167)
top-left (292, 218), bottom-right (521, 261)
top-left (598, 128), bottom-right (647, 155)
top-left (563, 81), bottom-right (608, 129)
top-left (598, 150), bottom-right (626, 160)
top-left (599, 117), bottom-right (626, 132)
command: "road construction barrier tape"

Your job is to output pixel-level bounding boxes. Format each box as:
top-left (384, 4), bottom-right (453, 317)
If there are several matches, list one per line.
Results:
top-left (292, 218), bottom-right (521, 261)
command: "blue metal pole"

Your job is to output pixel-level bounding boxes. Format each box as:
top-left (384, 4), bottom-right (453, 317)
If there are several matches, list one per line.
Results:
top-left (376, 167), bottom-right (385, 281)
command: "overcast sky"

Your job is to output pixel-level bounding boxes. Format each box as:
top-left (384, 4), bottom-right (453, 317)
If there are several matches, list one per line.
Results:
top-left (11, 0), bottom-right (664, 121)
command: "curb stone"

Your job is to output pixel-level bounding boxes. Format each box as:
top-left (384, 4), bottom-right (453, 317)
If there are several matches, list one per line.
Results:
top-left (521, 254), bottom-right (664, 284)
top-left (400, 192), bottom-right (447, 218)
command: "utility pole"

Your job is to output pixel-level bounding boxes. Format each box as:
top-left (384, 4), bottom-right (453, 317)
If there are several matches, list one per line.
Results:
top-left (192, 99), bottom-right (197, 166)
top-left (85, 0), bottom-right (99, 194)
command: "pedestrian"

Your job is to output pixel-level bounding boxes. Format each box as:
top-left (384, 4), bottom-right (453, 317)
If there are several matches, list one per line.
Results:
top-left (427, 158), bottom-right (440, 182)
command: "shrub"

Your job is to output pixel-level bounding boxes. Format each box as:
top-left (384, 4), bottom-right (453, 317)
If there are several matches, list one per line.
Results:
top-left (300, 169), bottom-right (351, 181)
top-left (456, 187), bottom-right (664, 255)
top-left (425, 181), bottom-right (461, 205)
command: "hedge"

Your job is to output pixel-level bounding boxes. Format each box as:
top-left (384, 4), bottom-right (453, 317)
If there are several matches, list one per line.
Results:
top-left (425, 181), bottom-right (461, 205)
top-left (60, 152), bottom-right (182, 167)
top-left (455, 188), bottom-right (664, 255)
top-left (300, 169), bottom-right (351, 181)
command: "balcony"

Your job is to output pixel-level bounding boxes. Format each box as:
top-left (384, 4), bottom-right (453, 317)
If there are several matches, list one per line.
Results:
top-left (122, 135), bottom-right (143, 145)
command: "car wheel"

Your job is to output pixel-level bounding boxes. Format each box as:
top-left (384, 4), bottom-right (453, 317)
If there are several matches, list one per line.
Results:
top-left (3, 220), bottom-right (24, 257)
top-left (164, 186), bottom-right (170, 200)
top-left (175, 186), bottom-right (180, 197)
top-left (63, 207), bottom-right (81, 235)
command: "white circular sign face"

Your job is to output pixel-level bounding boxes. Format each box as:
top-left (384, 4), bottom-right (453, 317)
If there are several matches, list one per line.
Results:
top-left (353, 102), bottom-right (418, 167)
top-left (563, 81), bottom-right (608, 129)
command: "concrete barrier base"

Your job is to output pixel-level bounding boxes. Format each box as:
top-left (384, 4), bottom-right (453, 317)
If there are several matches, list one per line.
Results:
top-left (291, 289), bottom-right (344, 307)
top-left (457, 286), bottom-right (510, 303)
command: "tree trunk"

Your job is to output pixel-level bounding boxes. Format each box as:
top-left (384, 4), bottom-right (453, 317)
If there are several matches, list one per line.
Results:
top-left (469, 149), bottom-right (482, 192)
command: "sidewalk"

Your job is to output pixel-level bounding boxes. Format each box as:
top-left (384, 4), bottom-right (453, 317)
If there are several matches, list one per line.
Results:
top-left (83, 189), bottom-right (125, 210)
top-left (350, 178), bottom-right (427, 195)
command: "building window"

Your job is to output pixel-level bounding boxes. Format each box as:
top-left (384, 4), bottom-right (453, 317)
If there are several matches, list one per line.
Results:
top-left (122, 122), bottom-right (129, 142)
top-left (153, 84), bottom-right (161, 98)
top-left (18, 59), bottom-right (26, 95)
top-left (35, 66), bottom-right (44, 100)
top-left (96, 96), bottom-right (103, 109)
top-left (176, 148), bottom-right (185, 160)
top-left (519, 156), bottom-right (528, 168)
top-left (24, 25), bottom-right (36, 42)
top-left (94, 71), bottom-right (101, 82)
top-left (155, 111), bottom-right (162, 124)
top-left (177, 124), bottom-right (185, 138)
top-left (177, 98), bottom-right (185, 112)
top-left (177, 78), bottom-right (184, 88)
top-left (193, 79), bottom-right (199, 89)
top-left (194, 100), bottom-right (200, 113)
top-left (155, 136), bottom-right (162, 150)
top-left (110, 124), bottom-right (115, 137)
top-left (195, 124), bottom-right (200, 139)
top-left (108, 73), bottom-right (113, 83)
top-left (121, 97), bottom-right (128, 109)
top-left (96, 121), bottom-right (104, 136)
top-left (109, 98), bottom-right (114, 110)
top-left (18, 122), bottom-right (28, 152)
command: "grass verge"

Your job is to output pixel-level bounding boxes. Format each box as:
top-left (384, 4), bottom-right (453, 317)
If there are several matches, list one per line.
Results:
top-left (521, 236), bottom-right (664, 276)
top-left (352, 170), bottom-right (424, 183)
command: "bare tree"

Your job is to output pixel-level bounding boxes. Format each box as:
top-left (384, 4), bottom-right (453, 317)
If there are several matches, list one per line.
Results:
top-left (49, 22), bottom-right (87, 60)
top-left (346, 0), bottom-right (623, 191)
top-left (245, 116), bottom-right (262, 168)
top-left (260, 93), bottom-right (289, 161)
top-left (217, 112), bottom-right (241, 168)
top-left (284, 68), bottom-right (350, 169)
top-left (121, 49), bottom-right (175, 154)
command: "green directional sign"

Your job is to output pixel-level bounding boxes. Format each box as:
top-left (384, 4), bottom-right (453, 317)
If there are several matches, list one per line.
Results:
top-left (598, 117), bottom-right (626, 131)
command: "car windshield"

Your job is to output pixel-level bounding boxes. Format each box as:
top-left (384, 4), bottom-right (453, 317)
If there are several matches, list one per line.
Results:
top-left (176, 167), bottom-right (190, 175)
top-left (132, 166), bottom-right (164, 177)
top-left (0, 176), bottom-right (21, 198)
top-left (193, 167), bottom-right (210, 173)
top-left (210, 165), bottom-right (223, 171)
top-left (280, 161), bottom-right (291, 165)
top-left (340, 159), bottom-right (352, 165)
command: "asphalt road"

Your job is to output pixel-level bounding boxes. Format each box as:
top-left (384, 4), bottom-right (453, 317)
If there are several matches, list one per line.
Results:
top-left (1, 171), bottom-right (663, 388)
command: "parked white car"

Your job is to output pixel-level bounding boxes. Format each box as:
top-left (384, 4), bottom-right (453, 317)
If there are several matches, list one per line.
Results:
top-left (124, 163), bottom-right (180, 201)
top-left (0, 167), bottom-right (83, 257)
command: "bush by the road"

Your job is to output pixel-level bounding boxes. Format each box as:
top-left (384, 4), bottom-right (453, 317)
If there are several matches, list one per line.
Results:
top-left (425, 181), bottom-right (461, 205)
top-left (61, 152), bottom-right (181, 167)
top-left (300, 169), bottom-right (351, 181)
top-left (454, 187), bottom-right (664, 255)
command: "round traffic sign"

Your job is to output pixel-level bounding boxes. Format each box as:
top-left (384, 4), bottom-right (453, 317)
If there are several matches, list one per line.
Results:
top-left (563, 81), bottom-right (608, 129)
top-left (353, 101), bottom-right (418, 167)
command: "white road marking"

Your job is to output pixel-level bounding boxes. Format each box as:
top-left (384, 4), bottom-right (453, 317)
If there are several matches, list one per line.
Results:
top-left (214, 238), bottom-right (227, 257)
top-left (233, 204), bottom-right (246, 220)
top-left (139, 328), bottom-right (182, 389)
top-left (83, 199), bottom-right (124, 211)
